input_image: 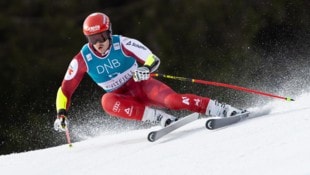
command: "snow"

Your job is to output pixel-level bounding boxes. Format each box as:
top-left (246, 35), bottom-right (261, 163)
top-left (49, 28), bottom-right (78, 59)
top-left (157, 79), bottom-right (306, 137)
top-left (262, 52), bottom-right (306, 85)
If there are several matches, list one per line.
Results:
top-left (1, 93), bottom-right (310, 175)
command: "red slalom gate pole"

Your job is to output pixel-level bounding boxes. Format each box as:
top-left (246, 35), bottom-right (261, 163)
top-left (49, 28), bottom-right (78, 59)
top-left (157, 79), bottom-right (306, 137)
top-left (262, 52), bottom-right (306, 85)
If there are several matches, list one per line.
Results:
top-left (151, 73), bottom-right (294, 101)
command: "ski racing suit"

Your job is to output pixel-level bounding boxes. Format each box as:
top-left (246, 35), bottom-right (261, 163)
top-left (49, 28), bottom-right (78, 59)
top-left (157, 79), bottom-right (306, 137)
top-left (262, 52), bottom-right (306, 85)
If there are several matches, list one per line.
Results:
top-left (56, 35), bottom-right (211, 121)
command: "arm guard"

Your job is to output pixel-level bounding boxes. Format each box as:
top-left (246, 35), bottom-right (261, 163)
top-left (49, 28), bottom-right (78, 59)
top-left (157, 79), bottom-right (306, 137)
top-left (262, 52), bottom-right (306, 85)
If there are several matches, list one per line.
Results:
top-left (144, 54), bottom-right (160, 72)
top-left (56, 87), bottom-right (68, 114)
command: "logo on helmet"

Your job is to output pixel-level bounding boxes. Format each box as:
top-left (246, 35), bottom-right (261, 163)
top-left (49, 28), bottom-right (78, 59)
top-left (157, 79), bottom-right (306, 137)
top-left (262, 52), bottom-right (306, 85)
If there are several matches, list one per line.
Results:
top-left (85, 25), bottom-right (101, 33)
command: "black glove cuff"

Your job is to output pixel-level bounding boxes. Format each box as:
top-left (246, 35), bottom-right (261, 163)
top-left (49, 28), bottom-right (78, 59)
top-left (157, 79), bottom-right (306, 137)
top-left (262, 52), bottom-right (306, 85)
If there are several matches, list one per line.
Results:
top-left (57, 109), bottom-right (68, 116)
top-left (142, 66), bottom-right (151, 71)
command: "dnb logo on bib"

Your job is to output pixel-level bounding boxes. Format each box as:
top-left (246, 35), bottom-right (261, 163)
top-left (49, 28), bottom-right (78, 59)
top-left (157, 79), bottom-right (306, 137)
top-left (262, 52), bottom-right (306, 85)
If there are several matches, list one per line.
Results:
top-left (65, 59), bottom-right (78, 80)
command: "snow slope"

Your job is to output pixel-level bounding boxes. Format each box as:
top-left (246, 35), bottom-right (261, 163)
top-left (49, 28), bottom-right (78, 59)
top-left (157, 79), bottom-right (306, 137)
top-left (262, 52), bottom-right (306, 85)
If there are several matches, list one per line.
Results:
top-left (1, 93), bottom-right (310, 175)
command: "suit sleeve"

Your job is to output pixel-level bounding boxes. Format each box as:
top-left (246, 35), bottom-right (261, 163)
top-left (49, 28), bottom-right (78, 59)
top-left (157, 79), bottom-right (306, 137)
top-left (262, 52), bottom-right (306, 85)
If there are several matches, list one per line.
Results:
top-left (56, 54), bottom-right (87, 115)
top-left (120, 36), bottom-right (160, 72)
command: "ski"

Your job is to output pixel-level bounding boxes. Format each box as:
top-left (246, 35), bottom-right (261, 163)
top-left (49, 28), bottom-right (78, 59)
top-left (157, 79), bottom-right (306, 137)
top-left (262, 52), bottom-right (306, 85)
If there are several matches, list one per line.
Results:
top-left (205, 108), bottom-right (271, 130)
top-left (205, 112), bottom-right (250, 130)
top-left (147, 112), bottom-right (200, 142)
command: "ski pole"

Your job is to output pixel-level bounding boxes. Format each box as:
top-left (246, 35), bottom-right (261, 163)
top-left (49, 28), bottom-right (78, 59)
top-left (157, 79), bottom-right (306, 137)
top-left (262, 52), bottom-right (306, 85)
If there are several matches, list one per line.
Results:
top-left (65, 127), bottom-right (73, 148)
top-left (151, 73), bottom-right (294, 101)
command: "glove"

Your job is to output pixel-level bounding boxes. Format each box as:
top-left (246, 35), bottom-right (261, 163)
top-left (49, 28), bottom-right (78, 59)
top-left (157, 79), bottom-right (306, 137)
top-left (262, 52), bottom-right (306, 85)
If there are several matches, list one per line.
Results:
top-left (54, 110), bottom-right (69, 132)
top-left (54, 115), bottom-right (68, 132)
top-left (133, 67), bottom-right (150, 82)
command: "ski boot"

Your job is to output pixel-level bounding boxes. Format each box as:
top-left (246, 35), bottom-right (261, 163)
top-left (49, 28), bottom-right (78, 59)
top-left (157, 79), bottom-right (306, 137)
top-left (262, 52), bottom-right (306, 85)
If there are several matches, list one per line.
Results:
top-left (142, 107), bottom-right (178, 127)
top-left (205, 99), bottom-right (245, 117)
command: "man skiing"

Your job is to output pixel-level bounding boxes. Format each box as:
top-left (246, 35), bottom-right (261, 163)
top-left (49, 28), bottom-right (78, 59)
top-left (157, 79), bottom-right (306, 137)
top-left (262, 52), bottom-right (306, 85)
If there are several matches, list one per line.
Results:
top-left (54, 12), bottom-right (243, 132)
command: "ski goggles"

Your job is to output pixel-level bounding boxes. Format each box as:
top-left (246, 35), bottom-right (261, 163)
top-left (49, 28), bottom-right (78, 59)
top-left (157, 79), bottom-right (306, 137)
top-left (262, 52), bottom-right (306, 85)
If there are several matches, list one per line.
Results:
top-left (87, 31), bottom-right (110, 44)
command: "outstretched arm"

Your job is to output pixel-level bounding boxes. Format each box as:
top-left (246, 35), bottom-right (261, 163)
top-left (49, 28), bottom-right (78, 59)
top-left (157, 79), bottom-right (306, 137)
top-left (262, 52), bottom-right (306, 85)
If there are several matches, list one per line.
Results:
top-left (54, 54), bottom-right (86, 132)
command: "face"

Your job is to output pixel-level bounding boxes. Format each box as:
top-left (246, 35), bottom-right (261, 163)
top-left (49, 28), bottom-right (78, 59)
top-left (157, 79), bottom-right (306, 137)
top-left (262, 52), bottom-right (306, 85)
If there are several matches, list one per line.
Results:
top-left (87, 31), bottom-right (110, 54)
top-left (92, 39), bottom-right (110, 54)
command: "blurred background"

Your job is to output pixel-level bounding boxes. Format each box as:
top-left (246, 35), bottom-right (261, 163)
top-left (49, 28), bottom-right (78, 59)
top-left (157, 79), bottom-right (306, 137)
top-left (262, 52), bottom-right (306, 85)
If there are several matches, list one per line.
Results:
top-left (0, 0), bottom-right (309, 155)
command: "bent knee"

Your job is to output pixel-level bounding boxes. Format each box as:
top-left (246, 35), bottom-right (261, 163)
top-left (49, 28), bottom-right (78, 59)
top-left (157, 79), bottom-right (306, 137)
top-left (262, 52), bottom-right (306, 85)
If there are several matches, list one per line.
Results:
top-left (164, 94), bottom-right (181, 109)
top-left (101, 93), bottom-right (118, 111)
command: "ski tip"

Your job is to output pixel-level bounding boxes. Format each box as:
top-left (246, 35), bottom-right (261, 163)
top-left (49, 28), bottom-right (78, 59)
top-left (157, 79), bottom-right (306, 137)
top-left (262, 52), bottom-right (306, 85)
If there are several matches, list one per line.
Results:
top-left (205, 120), bottom-right (215, 130)
top-left (147, 132), bottom-right (157, 142)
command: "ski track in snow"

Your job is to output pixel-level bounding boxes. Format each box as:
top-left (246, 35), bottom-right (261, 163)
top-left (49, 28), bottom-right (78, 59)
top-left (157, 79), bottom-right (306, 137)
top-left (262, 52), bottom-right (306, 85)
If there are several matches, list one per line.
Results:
top-left (1, 93), bottom-right (310, 175)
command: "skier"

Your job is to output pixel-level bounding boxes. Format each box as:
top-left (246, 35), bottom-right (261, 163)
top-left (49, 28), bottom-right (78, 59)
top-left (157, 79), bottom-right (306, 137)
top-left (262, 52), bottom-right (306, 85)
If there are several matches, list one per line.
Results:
top-left (54, 12), bottom-right (243, 132)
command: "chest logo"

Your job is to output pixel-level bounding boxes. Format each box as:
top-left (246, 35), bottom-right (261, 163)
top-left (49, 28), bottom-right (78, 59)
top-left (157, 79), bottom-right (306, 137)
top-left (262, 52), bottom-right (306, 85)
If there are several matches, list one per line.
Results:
top-left (96, 59), bottom-right (121, 74)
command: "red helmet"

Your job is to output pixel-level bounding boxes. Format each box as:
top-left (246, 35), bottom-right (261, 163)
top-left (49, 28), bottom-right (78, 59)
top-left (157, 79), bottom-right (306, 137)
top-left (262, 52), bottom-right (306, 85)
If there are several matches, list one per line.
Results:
top-left (83, 12), bottom-right (112, 36)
